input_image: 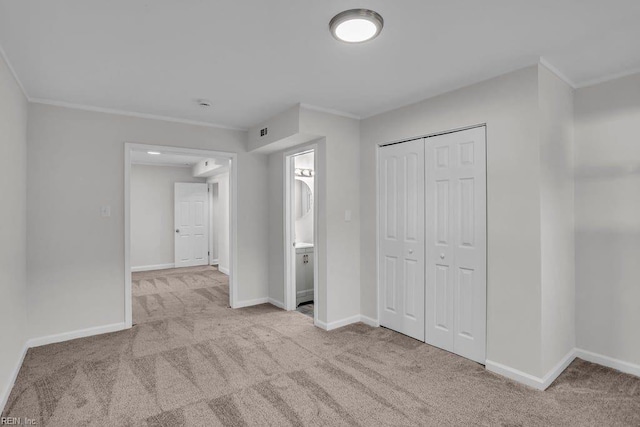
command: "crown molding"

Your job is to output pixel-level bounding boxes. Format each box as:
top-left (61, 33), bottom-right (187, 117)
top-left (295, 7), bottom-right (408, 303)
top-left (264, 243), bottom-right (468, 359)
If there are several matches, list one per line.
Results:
top-left (0, 41), bottom-right (29, 100)
top-left (299, 103), bottom-right (361, 120)
top-left (575, 66), bottom-right (640, 89)
top-left (29, 98), bottom-right (247, 131)
top-left (539, 57), bottom-right (577, 89)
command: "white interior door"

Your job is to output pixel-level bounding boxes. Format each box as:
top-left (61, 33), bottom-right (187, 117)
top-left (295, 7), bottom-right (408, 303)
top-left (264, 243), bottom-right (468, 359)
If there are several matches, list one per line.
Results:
top-left (378, 139), bottom-right (425, 341)
top-left (175, 183), bottom-right (209, 268)
top-left (425, 127), bottom-right (486, 363)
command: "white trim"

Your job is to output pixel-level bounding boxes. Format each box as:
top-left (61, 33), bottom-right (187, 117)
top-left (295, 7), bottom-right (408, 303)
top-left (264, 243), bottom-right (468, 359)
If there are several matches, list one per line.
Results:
top-left (541, 349), bottom-right (578, 389)
top-left (0, 342), bottom-right (28, 415)
top-left (296, 289), bottom-right (314, 297)
top-left (0, 41), bottom-right (29, 100)
top-left (125, 143), bottom-right (238, 321)
top-left (575, 348), bottom-right (640, 378)
top-left (283, 144), bottom-right (319, 328)
top-left (210, 258), bottom-right (219, 265)
top-left (315, 314), bottom-right (361, 331)
top-left (539, 57), bottom-right (577, 89)
top-left (359, 315), bottom-right (380, 328)
top-left (30, 98), bottom-right (246, 131)
top-left (268, 298), bottom-right (285, 309)
top-left (485, 360), bottom-right (548, 390)
top-left (131, 161), bottom-right (192, 168)
top-left (131, 263), bottom-right (174, 272)
top-left (486, 349), bottom-right (576, 391)
top-left (218, 266), bottom-right (230, 275)
top-left (27, 323), bottom-right (127, 348)
top-left (299, 103), bottom-right (361, 120)
top-left (575, 67), bottom-right (640, 89)
top-left (234, 297), bottom-right (269, 308)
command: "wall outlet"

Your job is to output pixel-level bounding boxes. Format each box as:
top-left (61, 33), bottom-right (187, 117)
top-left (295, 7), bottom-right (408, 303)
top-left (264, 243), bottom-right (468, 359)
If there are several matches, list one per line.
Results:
top-left (260, 127), bottom-right (268, 137)
top-left (344, 210), bottom-right (352, 222)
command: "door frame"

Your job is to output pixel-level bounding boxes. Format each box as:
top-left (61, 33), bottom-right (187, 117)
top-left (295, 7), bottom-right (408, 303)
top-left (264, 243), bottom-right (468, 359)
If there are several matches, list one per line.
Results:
top-left (124, 143), bottom-right (238, 328)
top-left (284, 145), bottom-right (318, 326)
top-left (375, 123), bottom-right (487, 356)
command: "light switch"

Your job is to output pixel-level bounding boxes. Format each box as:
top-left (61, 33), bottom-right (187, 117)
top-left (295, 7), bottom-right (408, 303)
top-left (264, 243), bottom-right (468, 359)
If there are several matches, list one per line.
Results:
top-left (101, 206), bottom-right (111, 217)
top-left (344, 209), bottom-right (352, 222)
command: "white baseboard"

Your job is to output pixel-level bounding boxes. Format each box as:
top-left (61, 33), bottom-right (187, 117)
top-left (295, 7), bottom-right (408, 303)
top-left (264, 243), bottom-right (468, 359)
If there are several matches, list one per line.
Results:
top-left (0, 342), bottom-right (28, 415)
top-left (486, 360), bottom-right (549, 390)
top-left (316, 314), bottom-right (362, 331)
top-left (27, 322), bottom-right (128, 348)
top-left (359, 315), bottom-right (380, 327)
top-left (315, 314), bottom-right (379, 331)
top-left (268, 298), bottom-right (285, 309)
top-left (232, 297), bottom-right (269, 308)
top-left (575, 348), bottom-right (640, 378)
top-left (218, 266), bottom-right (230, 275)
top-left (487, 348), bottom-right (576, 391)
top-left (540, 349), bottom-right (577, 389)
top-left (131, 263), bottom-right (174, 272)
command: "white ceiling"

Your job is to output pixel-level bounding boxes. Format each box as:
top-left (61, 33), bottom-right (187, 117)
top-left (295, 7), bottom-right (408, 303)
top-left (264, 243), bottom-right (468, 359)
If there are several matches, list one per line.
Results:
top-left (1, 1), bottom-right (639, 129)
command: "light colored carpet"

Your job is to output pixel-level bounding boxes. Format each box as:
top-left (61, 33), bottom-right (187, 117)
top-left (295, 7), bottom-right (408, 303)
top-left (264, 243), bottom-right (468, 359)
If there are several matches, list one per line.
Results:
top-left (3, 266), bottom-right (640, 426)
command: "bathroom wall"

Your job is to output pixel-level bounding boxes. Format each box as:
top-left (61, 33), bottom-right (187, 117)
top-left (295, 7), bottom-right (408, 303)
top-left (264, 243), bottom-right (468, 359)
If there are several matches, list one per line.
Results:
top-left (294, 151), bottom-right (314, 244)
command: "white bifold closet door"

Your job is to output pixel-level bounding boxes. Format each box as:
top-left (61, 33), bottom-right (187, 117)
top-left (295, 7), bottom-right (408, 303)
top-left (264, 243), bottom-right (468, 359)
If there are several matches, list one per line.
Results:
top-left (425, 127), bottom-right (486, 364)
top-left (175, 183), bottom-right (209, 268)
top-left (378, 126), bottom-right (486, 364)
top-left (378, 139), bottom-right (426, 341)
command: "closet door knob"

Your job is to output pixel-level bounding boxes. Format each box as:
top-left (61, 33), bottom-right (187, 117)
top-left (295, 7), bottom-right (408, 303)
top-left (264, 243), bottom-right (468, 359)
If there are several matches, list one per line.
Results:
top-left (440, 253), bottom-right (445, 259)
top-left (408, 249), bottom-right (414, 254)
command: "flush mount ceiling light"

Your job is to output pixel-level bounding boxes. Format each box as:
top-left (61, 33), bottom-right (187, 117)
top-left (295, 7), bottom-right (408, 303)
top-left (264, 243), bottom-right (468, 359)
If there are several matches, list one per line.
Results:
top-left (329, 9), bottom-right (384, 43)
top-left (197, 99), bottom-right (212, 108)
top-left (147, 151), bottom-right (161, 155)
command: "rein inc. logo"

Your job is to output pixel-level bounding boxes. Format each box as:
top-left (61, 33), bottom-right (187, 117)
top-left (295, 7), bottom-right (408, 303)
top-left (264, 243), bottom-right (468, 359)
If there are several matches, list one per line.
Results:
top-left (1, 417), bottom-right (37, 425)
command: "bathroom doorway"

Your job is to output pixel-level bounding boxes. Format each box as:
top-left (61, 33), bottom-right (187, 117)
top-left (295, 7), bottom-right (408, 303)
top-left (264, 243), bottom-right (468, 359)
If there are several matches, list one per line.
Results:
top-left (284, 148), bottom-right (317, 323)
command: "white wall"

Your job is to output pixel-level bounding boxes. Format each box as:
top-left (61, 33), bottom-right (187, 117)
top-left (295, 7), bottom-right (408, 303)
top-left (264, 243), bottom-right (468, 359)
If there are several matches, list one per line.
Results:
top-left (538, 65), bottom-right (576, 373)
top-left (26, 103), bottom-right (269, 339)
top-left (574, 72), bottom-right (640, 367)
top-left (266, 107), bottom-right (360, 325)
top-left (360, 66), bottom-right (546, 377)
top-left (209, 172), bottom-right (230, 274)
top-left (0, 52), bottom-right (28, 412)
top-left (130, 165), bottom-right (206, 269)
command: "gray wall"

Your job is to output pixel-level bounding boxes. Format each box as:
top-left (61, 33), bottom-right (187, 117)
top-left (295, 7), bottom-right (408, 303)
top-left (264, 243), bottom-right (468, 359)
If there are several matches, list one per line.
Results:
top-left (574, 72), bottom-right (640, 367)
top-left (538, 65), bottom-right (576, 373)
top-left (130, 165), bottom-right (206, 269)
top-left (0, 53), bottom-right (28, 410)
top-left (360, 66), bottom-right (546, 377)
top-left (26, 103), bottom-right (269, 338)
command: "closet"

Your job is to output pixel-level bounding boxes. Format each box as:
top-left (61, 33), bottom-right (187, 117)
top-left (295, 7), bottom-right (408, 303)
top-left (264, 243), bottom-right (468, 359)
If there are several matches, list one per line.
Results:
top-left (378, 126), bottom-right (486, 364)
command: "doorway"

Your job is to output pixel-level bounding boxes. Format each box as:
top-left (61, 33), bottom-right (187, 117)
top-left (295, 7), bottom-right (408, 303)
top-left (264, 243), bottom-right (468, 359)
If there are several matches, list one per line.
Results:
top-left (377, 126), bottom-right (487, 364)
top-left (124, 143), bottom-right (238, 328)
top-left (284, 148), bottom-right (318, 324)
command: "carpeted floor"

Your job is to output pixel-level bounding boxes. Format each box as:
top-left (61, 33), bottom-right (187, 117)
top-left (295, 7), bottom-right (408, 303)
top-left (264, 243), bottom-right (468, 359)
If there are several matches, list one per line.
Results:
top-left (3, 266), bottom-right (640, 426)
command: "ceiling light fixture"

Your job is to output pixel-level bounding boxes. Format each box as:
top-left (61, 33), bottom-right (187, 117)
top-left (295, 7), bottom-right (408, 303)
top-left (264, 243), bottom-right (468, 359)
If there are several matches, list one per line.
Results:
top-left (197, 99), bottom-right (212, 108)
top-left (329, 9), bottom-right (384, 43)
top-left (147, 151), bottom-right (161, 155)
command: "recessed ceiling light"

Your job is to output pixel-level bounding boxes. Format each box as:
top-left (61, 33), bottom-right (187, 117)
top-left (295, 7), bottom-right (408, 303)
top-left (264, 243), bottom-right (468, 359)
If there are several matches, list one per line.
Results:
top-left (147, 151), bottom-right (161, 155)
top-left (197, 99), bottom-right (213, 108)
top-left (329, 9), bottom-right (384, 43)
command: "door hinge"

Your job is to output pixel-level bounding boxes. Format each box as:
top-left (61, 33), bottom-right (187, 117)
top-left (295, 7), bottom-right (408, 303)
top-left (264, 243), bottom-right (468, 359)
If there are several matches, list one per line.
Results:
top-left (208, 251), bottom-right (210, 256)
